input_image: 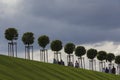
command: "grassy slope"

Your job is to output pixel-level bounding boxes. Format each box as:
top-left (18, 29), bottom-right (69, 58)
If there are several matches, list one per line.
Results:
top-left (0, 55), bottom-right (119, 80)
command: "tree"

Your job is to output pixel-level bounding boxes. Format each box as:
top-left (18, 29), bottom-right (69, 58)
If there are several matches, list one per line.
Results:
top-left (64, 43), bottom-right (75, 66)
top-left (22, 32), bottom-right (34, 60)
top-left (50, 40), bottom-right (62, 62)
top-left (75, 46), bottom-right (86, 68)
top-left (115, 55), bottom-right (120, 74)
top-left (4, 28), bottom-right (18, 57)
top-left (106, 53), bottom-right (115, 63)
top-left (97, 51), bottom-right (107, 71)
top-left (106, 53), bottom-right (115, 68)
top-left (87, 48), bottom-right (97, 70)
top-left (115, 55), bottom-right (120, 64)
top-left (38, 35), bottom-right (50, 49)
top-left (38, 35), bottom-right (50, 62)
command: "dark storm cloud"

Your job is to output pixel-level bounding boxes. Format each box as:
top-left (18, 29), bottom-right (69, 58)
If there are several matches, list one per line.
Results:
top-left (21, 0), bottom-right (120, 30)
top-left (17, 0), bottom-right (120, 43)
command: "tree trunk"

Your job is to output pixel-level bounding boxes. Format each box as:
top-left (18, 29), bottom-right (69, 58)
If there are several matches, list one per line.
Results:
top-left (89, 59), bottom-right (92, 70)
top-left (94, 60), bottom-right (96, 71)
top-left (57, 51), bottom-right (58, 61)
top-left (46, 50), bottom-right (48, 62)
top-left (69, 54), bottom-right (71, 63)
top-left (8, 43), bottom-right (9, 56)
top-left (80, 57), bottom-right (83, 68)
top-left (92, 59), bottom-right (93, 70)
top-left (41, 50), bottom-right (43, 61)
top-left (43, 48), bottom-right (45, 62)
top-left (25, 46), bottom-right (26, 59)
top-left (101, 61), bottom-right (103, 71)
top-left (83, 57), bottom-right (85, 69)
top-left (32, 46), bottom-right (33, 60)
top-left (28, 45), bottom-right (30, 59)
top-left (11, 41), bottom-right (14, 57)
top-left (109, 62), bottom-right (112, 72)
top-left (110, 62), bottom-right (112, 68)
top-left (117, 64), bottom-right (120, 74)
top-left (15, 43), bottom-right (17, 57)
top-left (99, 61), bottom-right (102, 72)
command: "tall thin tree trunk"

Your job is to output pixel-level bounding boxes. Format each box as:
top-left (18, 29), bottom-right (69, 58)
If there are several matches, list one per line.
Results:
top-left (40, 49), bottom-right (41, 61)
top-left (27, 46), bottom-right (28, 59)
top-left (60, 53), bottom-right (62, 60)
top-left (69, 54), bottom-right (71, 63)
top-left (99, 62), bottom-right (100, 71)
top-left (43, 48), bottom-right (45, 62)
top-left (32, 46), bottom-right (33, 60)
top-left (42, 50), bottom-right (43, 61)
top-left (80, 57), bottom-right (83, 68)
top-left (15, 42), bottom-right (17, 57)
top-left (54, 51), bottom-right (55, 59)
top-left (29, 46), bottom-right (30, 59)
top-left (101, 61), bottom-right (103, 71)
top-left (28, 45), bottom-right (30, 59)
top-left (12, 44), bottom-right (14, 57)
top-left (25, 46), bottom-right (26, 59)
top-left (11, 41), bottom-right (14, 57)
top-left (90, 60), bottom-right (92, 70)
top-left (94, 60), bottom-right (96, 71)
top-left (10, 43), bottom-right (12, 56)
top-left (118, 66), bottom-right (119, 74)
top-left (68, 54), bottom-right (71, 66)
top-left (83, 57), bottom-right (85, 69)
top-left (99, 62), bottom-right (102, 72)
top-left (46, 50), bottom-right (48, 62)
top-left (92, 59), bottom-right (93, 70)
top-left (57, 51), bottom-right (58, 61)
top-left (109, 62), bottom-right (112, 72)
top-left (8, 43), bottom-right (9, 56)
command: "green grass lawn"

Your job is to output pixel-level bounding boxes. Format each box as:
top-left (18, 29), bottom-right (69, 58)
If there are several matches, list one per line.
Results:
top-left (0, 55), bottom-right (119, 80)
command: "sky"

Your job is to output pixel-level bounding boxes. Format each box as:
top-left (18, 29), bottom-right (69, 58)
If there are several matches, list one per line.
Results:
top-left (0, 0), bottom-right (120, 69)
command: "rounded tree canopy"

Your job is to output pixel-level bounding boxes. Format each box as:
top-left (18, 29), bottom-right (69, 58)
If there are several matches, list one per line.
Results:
top-left (115, 55), bottom-right (120, 64)
top-left (97, 51), bottom-right (107, 61)
top-left (22, 32), bottom-right (34, 45)
top-left (87, 48), bottom-right (97, 59)
top-left (75, 46), bottom-right (86, 57)
top-left (38, 35), bottom-right (50, 49)
top-left (50, 40), bottom-right (62, 51)
top-left (5, 28), bottom-right (18, 41)
top-left (64, 43), bottom-right (75, 54)
top-left (106, 53), bottom-right (115, 62)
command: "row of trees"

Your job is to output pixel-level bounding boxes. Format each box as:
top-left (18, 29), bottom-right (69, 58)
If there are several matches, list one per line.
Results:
top-left (4, 28), bottom-right (120, 73)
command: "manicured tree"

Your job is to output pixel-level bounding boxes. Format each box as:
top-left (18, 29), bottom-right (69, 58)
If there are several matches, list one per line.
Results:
top-left (106, 53), bottom-right (115, 69)
top-left (87, 48), bottom-right (97, 70)
top-left (22, 32), bottom-right (34, 60)
top-left (75, 46), bottom-right (86, 68)
top-left (38, 35), bottom-right (50, 62)
top-left (97, 51), bottom-right (107, 71)
top-left (115, 55), bottom-right (120, 74)
top-left (64, 43), bottom-right (75, 66)
top-left (50, 40), bottom-right (62, 62)
top-left (4, 28), bottom-right (18, 57)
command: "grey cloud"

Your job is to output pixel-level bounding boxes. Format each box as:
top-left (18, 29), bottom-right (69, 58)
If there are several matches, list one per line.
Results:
top-left (21, 0), bottom-right (120, 30)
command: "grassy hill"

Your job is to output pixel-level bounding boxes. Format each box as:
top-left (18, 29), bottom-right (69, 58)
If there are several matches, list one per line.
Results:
top-left (0, 55), bottom-right (119, 80)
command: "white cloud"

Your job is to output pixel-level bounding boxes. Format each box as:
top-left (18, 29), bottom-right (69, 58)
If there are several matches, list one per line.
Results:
top-left (82, 41), bottom-right (120, 55)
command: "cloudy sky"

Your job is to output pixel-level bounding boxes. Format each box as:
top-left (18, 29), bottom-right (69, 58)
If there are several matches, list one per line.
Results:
top-left (0, 0), bottom-right (120, 66)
